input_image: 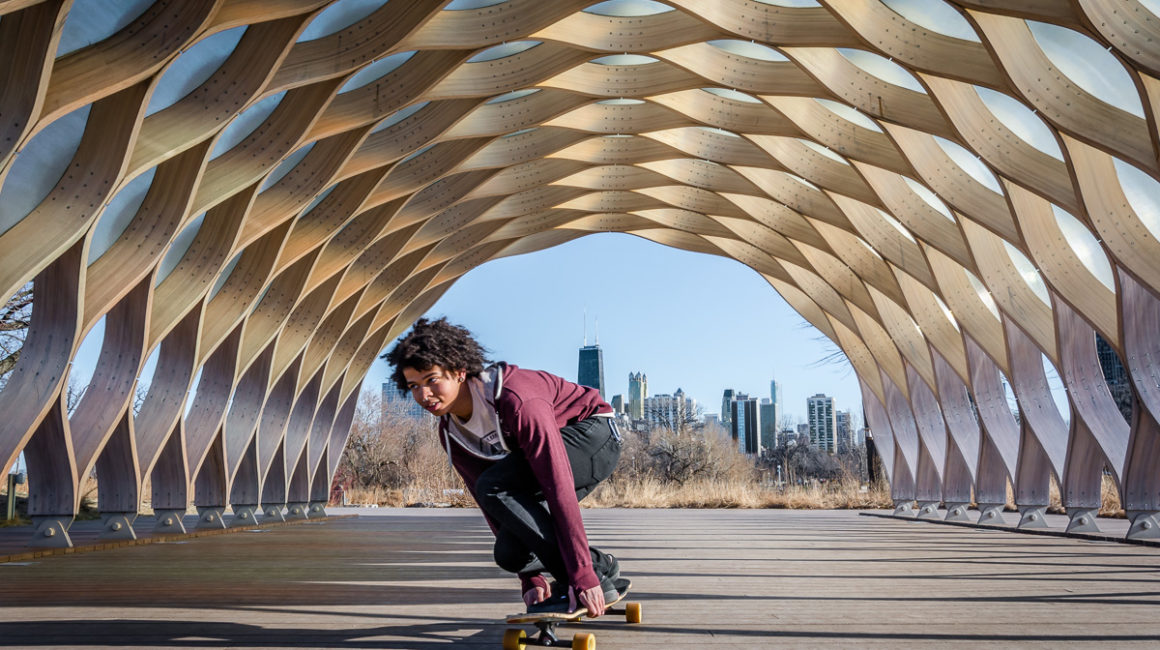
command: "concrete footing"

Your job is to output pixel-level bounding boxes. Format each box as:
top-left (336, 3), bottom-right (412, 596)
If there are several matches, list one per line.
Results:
top-left (196, 507), bottom-right (227, 530)
top-left (1017, 505), bottom-right (1049, 529)
top-left (100, 513), bottom-right (137, 540)
top-left (1065, 508), bottom-right (1100, 534)
top-left (29, 517), bottom-right (73, 548)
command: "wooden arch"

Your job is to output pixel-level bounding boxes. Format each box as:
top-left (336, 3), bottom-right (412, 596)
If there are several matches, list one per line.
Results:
top-left (2, 0), bottom-right (1160, 543)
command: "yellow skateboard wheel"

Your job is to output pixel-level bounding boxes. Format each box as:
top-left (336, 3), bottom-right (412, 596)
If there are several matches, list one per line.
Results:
top-left (502, 628), bottom-right (526, 650)
top-left (625, 601), bottom-right (642, 624)
top-left (572, 632), bottom-right (595, 650)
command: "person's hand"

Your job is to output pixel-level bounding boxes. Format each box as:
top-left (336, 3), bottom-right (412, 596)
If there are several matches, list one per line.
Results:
top-left (569, 584), bottom-right (606, 618)
top-left (523, 584), bottom-right (548, 607)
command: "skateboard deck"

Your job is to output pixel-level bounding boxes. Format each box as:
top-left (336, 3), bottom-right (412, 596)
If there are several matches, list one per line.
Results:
top-left (503, 578), bottom-right (641, 649)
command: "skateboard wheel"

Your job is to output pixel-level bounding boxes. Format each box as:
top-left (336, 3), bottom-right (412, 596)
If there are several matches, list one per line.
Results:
top-left (572, 632), bottom-right (595, 650)
top-left (625, 601), bottom-right (642, 624)
top-left (502, 628), bottom-right (526, 650)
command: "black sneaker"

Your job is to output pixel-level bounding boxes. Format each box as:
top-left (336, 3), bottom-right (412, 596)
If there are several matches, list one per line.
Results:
top-left (593, 550), bottom-right (620, 583)
top-left (594, 551), bottom-right (620, 601)
top-left (526, 591), bottom-right (572, 614)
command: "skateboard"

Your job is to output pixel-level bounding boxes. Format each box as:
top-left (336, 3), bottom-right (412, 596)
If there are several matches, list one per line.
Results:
top-left (502, 578), bottom-right (641, 649)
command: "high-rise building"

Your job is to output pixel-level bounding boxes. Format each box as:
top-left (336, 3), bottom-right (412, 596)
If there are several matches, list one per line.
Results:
top-left (759, 398), bottom-right (778, 450)
top-left (578, 343), bottom-right (605, 399)
top-left (721, 388), bottom-right (736, 432)
top-left (808, 393), bottom-right (837, 453)
top-left (628, 372), bottom-right (647, 420)
top-left (381, 382), bottom-right (433, 422)
top-left (836, 410), bottom-right (852, 451)
top-left (1096, 334), bottom-right (1132, 422)
top-left (770, 378), bottom-right (782, 426)
top-left (611, 394), bottom-right (625, 415)
top-left (644, 388), bottom-right (697, 433)
top-left (730, 393), bottom-right (761, 455)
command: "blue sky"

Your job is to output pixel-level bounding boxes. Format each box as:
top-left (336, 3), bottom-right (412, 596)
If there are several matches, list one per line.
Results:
top-left (365, 233), bottom-right (863, 424)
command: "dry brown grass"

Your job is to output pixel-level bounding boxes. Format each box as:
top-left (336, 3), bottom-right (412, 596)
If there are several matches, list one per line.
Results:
top-left (1016, 473), bottom-right (1124, 518)
top-left (583, 477), bottom-right (891, 510)
top-left (344, 485), bottom-right (476, 508)
top-left (341, 477), bottom-right (892, 510)
top-left (1101, 474), bottom-right (1125, 518)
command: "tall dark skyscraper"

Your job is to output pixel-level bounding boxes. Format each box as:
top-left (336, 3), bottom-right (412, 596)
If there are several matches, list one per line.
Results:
top-left (1096, 333), bottom-right (1132, 422)
top-left (721, 388), bottom-right (736, 432)
top-left (578, 344), bottom-right (605, 399)
top-left (730, 393), bottom-right (761, 455)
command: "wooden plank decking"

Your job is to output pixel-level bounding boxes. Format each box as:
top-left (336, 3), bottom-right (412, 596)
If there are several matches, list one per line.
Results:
top-left (2, 508), bottom-right (1159, 648)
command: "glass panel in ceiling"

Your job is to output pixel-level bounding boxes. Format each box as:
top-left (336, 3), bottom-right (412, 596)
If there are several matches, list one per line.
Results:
top-left (583, 0), bottom-right (674, 16)
top-left (1026, 21), bottom-right (1145, 118)
top-left (902, 177), bottom-right (955, 222)
top-left (814, 99), bottom-right (882, 132)
top-left (469, 41), bottom-right (541, 63)
top-left (340, 51), bottom-right (417, 93)
top-left (701, 88), bottom-right (761, 103)
top-left (1113, 158), bottom-right (1160, 242)
top-left (973, 86), bottom-right (1063, 160)
top-left (1003, 241), bottom-right (1051, 306)
top-left (933, 136), bottom-right (1003, 194)
top-left (591, 54), bottom-right (658, 65)
top-left (837, 49), bottom-right (926, 93)
top-left (708, 40), bottom-right (788, 62)
top-left (1051, 204), bottom-right (1114, 292)
top-left (881, 0), bottom-right (980, 42)
top-left (298, 0), bottom-right (388, 42)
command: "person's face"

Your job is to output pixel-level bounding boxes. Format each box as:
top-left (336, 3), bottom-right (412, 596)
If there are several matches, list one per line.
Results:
top-left (403, 365), bottom-right (467, 417)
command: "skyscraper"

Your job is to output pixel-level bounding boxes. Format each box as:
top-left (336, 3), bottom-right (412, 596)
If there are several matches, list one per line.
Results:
top-left (760, 398), bottom-right (777, 450)
top-left (381, 382), bottom-right (433, 422)
top-left (644, 388), bottom-right (697, 433)
top-left (770, 378), bottom-right (782, 427)
top-left (807, 393), bottom-right (837, 453)
top-left (578, 343), bottom-right (605, 399)
top-left (1096, 334), bottom-right (1131, 422)
top-left (721, 388), bottom-right (735, 432)
top-left (836, 410), bottom-right (851, 452)
top-left (611, 394), bottom-right (625, 415)
top-left (731, 393), bottom-right (761, 455)
top-left (628, 372), bottom-right (647, 420)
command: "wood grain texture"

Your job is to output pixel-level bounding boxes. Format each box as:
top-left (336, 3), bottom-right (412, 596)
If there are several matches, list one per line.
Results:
top-left (0, 1), bottom-right (1157, 532)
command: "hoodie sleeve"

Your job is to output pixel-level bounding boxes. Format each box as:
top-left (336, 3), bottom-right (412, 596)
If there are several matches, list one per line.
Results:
top-left (503, 396), bottom-right (600, 593)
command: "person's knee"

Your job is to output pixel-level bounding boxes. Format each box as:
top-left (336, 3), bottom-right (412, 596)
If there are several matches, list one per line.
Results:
top-left (493, 541), bottom-right (527, 573)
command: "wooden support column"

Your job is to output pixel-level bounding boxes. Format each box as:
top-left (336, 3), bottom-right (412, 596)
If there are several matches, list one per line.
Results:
top-left (1054, 297), bottom-right (1128, 533)
top-left (1117, 269), bottom-right (1160, 539)
top-left (966, 336), bottom-right (1019, 524)
top-left (932, 350), bottom-right (979, 521)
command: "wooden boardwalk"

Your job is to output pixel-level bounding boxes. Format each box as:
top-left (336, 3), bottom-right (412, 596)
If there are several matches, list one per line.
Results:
top-left (2, 508), bottom-right (1159, 648)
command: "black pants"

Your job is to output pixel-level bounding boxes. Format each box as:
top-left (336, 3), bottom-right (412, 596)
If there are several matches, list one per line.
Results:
top-left (474, 416), bottom-right (622, 585)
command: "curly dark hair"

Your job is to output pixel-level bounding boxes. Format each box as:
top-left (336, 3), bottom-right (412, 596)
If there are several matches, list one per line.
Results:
top-left (382, 317), bottom-right (489, 395)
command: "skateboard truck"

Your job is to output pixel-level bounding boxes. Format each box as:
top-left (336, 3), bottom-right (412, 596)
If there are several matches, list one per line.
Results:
top-left (503, 579), bottom-right (640, 649)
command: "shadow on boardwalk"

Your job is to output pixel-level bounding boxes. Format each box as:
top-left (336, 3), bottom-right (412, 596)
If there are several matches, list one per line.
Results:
top-left (2, 509), bottom-right (1160, 648)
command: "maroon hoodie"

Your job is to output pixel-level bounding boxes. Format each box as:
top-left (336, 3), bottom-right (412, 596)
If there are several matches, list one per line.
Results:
top-left (437, 363), bottom-right (612, 593)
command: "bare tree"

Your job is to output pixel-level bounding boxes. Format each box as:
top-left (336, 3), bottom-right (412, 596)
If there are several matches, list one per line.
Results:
top-left (616, 425), bottom-right (752, 484)
top-left (66, 376), bottom-right (88, 417)
top-left (643, 400), bottom-right (704, 434)
top-left (336, 391), bottom-right (462, 503)
top-left (0, 282), bottom-right (33, 387)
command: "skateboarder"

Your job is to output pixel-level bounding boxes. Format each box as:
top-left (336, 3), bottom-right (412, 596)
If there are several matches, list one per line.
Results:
top-left (384, 317), bottom-right (623, 618)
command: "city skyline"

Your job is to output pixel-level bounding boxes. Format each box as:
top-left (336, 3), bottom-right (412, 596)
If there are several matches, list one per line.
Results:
top-left (362, 233), bottom-right (864, 424)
